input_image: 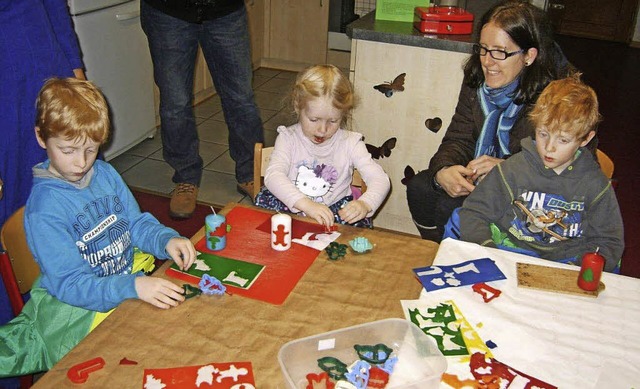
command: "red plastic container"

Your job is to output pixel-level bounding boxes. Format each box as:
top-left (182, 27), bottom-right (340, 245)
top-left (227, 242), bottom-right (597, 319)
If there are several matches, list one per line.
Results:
top-left (414, 6), bottom-right (474, 35)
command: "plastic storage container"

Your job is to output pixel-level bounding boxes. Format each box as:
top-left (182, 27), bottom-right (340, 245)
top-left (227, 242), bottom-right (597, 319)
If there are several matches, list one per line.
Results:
top-left (278, 318), bottom-right (447, 389)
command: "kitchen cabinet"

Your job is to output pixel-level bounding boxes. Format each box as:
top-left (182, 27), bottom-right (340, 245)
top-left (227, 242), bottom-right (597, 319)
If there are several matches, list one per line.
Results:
top-left (350, 39), bottom-right (467, 234)
top-left (246, 0), bottom-right (266, 68)
top-left (547, 0), bottom-right (638, 43)
top-left (263, 0), bottom-right (329, 71)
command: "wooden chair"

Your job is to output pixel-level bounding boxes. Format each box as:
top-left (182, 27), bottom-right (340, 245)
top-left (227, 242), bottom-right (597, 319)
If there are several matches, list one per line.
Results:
top-left (253, 143), bottom-right (366, 201)
top-left (596, 148), bottom-right (618, 191)
top-left (0, 206), bottom-right (39, 387)
top-left (596, 149), bottom-right (614, 179)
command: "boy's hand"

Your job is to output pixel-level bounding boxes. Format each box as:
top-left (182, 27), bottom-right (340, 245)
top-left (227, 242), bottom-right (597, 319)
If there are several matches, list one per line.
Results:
top-left (338, 200), bottom-right (371, 224)
top-left (135, 276), bottom-right (185, 309)
top-left (294, 198), bottom-right (334, 227)
top-left (166, 237), bottom-right (196, 271)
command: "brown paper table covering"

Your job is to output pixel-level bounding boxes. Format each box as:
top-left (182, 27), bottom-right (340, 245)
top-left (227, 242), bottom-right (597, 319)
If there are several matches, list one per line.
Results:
top-left (32, 203), bottom-right (438, 388)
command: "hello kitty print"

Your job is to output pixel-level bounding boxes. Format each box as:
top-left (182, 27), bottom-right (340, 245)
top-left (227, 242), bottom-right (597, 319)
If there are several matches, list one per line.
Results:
top-left (294, 163), bottom-right (338, 204)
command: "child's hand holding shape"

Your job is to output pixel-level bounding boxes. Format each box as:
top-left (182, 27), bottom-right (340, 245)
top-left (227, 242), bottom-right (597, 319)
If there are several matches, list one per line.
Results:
top-left (338, 200), bottom-right (371, 224)
top-left (295, 197), bottom-right (335, 227)
top-left (166, 237), bottom-right (196, 271)
top-left (135, 276), bottom-right (185, 309)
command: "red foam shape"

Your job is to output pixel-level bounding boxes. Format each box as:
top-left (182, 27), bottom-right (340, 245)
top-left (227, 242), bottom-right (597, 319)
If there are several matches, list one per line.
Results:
top-left (67, 357), bottom-right (106, 383)
top-left (472, 282), bottom-right (502, 303)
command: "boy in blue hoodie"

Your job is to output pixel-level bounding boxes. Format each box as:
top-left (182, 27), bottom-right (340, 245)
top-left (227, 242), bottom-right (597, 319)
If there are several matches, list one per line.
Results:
top-left (0, 78), bottom-right (197, 377)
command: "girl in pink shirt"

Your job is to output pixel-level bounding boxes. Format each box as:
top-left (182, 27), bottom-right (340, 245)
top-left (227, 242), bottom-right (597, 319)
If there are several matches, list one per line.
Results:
top-left (255, 65), bottom-right (390, 228)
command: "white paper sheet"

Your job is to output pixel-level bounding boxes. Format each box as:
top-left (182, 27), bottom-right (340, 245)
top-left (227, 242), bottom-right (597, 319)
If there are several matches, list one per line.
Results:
top-left (405, 238), bottom-right (640, 388)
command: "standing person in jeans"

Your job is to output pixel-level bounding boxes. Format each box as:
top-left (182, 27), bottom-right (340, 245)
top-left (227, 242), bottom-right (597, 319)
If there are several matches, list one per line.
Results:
top-left (141, 0), bottom-right (264, 219)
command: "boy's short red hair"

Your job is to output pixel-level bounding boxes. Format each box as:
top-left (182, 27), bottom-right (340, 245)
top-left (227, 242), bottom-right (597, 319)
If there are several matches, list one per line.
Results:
top-left (529, 73), bottom-right (601, 140)
top-left (36, 77), bottom-right (110, 144)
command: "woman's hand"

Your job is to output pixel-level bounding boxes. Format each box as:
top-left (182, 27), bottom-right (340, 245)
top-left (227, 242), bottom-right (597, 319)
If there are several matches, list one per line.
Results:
top-left (166, 237), bottom-right (197, 271)
top-left (135, 277), bottom-right (185, 309)
top-left (435, 165), bottom-right (476, 197)
top-left (338, 200), bottom-right (371, 224)
top-left (466, 155), bottom-right (504, 183)
top-left (294, 198), bottom-right (335, 227)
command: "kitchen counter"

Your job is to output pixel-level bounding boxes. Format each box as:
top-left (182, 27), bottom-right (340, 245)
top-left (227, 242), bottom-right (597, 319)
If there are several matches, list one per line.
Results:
top-left (347, 10), bottom-right (475, 54)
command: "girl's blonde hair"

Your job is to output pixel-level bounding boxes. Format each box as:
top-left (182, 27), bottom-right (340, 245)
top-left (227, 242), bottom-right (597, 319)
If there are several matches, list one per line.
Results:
top-left (36, 78), bottom-right (110, 144)
top-left (291, 64), bottom-right (357, 126)
top-left (529, 73), bottom-right (601, 140)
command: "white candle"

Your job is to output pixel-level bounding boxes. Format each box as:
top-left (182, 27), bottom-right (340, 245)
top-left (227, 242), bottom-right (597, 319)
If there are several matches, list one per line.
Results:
top-left (271, 214), bottom-right (292, 251)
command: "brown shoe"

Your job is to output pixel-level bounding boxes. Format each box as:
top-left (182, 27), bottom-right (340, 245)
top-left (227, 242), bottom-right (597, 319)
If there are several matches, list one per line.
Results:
top-left (169, 183), bottom-right (198, 219)
top-left (237, 181), bottom-right (254, 200)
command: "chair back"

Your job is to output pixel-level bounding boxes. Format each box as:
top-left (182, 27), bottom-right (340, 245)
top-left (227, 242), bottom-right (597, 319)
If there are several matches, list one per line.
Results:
top-left (596, 149), bottom-right (614, 179)
top-left (1, 207), bottom-right (40, 295)
top-left (253, 143), bottom-right (367, 200)
top-left (253, 143), bottom-right (273, 200)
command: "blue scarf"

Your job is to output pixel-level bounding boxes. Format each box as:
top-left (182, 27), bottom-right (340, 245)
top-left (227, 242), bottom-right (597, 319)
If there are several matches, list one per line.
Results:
top-left (475, 79), bottom-right (523, 158)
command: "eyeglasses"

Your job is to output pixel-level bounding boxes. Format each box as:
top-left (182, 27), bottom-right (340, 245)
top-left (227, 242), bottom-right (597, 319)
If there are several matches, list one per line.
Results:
top-left (473, 44), bottom-right (524, 60)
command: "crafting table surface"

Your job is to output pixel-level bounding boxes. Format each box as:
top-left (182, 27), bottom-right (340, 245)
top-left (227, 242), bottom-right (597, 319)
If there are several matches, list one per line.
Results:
top-left (32, 203), bottom-right (438, 388)
top-left (421, 238), bottom-right (640, 388)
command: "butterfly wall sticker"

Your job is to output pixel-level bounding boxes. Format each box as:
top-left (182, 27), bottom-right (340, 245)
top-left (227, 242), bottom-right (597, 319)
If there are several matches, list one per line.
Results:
top-left (373, 73), bottom-right (406, 97)
top-left (401, 165), bottom-right (416, 186)
top-left (365, 137), bottom-right (397, 159)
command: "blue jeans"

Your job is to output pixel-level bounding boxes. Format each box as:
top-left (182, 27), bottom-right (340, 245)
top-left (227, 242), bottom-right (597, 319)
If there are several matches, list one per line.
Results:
top-left (140, 3), bottom-right (263, 185)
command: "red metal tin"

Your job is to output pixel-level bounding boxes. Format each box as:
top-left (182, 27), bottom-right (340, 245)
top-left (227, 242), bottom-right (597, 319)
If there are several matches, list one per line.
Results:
top-left (414, 6), bottom-right (474, 35)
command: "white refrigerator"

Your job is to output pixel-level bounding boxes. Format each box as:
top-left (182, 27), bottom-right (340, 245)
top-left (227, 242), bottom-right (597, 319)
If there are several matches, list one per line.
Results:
top-left (68, 0), bottom-right (156, 160)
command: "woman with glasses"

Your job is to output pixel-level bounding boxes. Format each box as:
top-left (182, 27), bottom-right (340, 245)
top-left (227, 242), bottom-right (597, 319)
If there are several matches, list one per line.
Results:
top-left (406, 0), bottom-right (587, 242)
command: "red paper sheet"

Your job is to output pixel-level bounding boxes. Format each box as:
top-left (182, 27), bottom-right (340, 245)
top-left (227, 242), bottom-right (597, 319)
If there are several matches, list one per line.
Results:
top-left (168, 207), bottom-right (323, 305)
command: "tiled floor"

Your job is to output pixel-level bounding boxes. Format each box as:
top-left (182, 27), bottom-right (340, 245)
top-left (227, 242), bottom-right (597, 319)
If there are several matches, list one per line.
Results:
top-left (110, 68), bottom-right (299, 208)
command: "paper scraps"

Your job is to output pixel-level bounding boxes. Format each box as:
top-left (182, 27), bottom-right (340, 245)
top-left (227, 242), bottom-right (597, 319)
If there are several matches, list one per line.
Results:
top-left (293, 231), bottom-right (341, 251)
top-left (413, 258), bottom-right (506, 292)
top-left (468, 352), bottom-right (557, 389)
top-left (441, 352), bottom-right (557, 389)
top-left (143, 361), bottom-right (255, 389)
top-left (404, 300), bottom-right (492, 358)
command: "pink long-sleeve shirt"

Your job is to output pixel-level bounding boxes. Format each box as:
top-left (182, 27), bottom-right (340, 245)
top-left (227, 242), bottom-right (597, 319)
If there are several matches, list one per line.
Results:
top-left (264, 124), bottom-right (390, 217)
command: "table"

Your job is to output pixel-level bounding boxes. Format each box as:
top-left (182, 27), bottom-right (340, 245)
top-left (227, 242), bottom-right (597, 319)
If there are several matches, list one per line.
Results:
top-left (32, 203), bottom-right (438, 388)
top-left (414, 238), bottom-right (640, 388)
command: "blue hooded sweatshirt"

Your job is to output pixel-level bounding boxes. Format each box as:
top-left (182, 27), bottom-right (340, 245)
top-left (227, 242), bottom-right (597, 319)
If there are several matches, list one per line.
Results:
top-left (24, 159), bottom-right (179, 312)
